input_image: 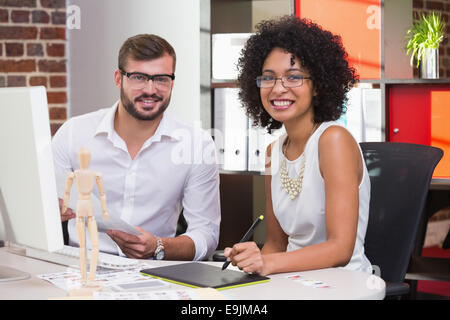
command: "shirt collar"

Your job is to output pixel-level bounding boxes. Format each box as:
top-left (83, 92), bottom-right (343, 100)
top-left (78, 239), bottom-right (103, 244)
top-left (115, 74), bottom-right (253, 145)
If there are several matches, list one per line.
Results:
top-left (146, 111), bottom-right (180, 144)
top-left (94, 100), bottom-right (181, 143)
top-left (94, 101), bottom-right (118, 138)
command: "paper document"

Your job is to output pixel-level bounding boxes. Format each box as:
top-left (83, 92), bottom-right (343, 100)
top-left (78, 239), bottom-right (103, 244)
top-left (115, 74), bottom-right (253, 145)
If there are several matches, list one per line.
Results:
top-left (39, 266), bottom-right (227, 300)
top-left (38, 262), bottom-right (155, 292)
top-left (93, 289), bottom-right (199, 300)
top-left (93, 288), bottom-right (226, 300)
top-left (285, 274), bottom-right (334, 289)
top-left (96, 214), bottom-right (141, 236)
top-left (60, 184), bottom-right (141, 236)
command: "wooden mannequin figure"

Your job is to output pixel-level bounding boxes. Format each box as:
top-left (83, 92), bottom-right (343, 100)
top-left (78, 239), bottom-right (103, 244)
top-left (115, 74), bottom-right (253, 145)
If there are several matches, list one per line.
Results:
top-left (62, 147), bottom-right (109, 287)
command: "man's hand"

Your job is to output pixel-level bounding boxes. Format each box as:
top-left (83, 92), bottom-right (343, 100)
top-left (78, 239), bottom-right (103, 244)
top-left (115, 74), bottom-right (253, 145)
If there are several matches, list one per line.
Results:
top-left (106, 227), bottom-right (156, 259)
top-left (59, 198), bottom-right (76, 222)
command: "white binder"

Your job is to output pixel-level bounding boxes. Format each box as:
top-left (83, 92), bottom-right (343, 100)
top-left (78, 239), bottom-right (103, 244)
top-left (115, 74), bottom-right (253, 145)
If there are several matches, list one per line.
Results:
top-left (212, 33), bottom-right (253, 80)
top-left (248, 121), bottom-right (285, 172)
top-left (214, 88), bottom-right (248, 171)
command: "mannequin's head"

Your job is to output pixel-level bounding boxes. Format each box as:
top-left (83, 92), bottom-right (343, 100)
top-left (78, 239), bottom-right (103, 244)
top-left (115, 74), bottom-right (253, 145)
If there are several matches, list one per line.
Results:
top-left (77, 147), bottom-right (91, 170)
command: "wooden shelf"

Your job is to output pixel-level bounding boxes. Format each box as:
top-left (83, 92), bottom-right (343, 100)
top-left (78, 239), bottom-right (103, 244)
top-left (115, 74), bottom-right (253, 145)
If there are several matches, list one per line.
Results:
top-left (384, 78), bottom-right (450, 84)
top-left (211, 79), bottom-right (238, 88)
top-left (211, 78), bottom-right (450, 89)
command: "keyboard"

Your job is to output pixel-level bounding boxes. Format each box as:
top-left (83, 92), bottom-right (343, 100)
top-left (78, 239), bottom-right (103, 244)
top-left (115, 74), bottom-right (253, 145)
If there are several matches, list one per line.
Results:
top-left (25, 245), bottom-right (139, 270)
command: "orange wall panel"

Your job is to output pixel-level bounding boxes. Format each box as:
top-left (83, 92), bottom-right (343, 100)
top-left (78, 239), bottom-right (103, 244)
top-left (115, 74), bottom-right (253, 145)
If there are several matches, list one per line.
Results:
top-left (431, 91), bottom-right (450, 178)
top-left (296, 0), bottom-right (381, 79)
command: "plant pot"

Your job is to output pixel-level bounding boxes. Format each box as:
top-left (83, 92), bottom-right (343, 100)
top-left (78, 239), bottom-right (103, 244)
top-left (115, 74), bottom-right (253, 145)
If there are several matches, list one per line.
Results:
top-left (420, 48), bottom-right (439, 79)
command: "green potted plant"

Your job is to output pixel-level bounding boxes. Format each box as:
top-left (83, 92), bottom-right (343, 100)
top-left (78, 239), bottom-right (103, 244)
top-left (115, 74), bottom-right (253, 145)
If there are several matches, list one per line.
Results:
top-left (406, 11), bottom-right (445, 78)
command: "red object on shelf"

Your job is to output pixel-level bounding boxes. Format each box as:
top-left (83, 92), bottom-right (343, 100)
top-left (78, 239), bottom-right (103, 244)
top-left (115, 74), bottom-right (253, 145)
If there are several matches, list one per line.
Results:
top-left (387, 84), bottom-right (450, 179)
top-left (387, 85), bottom-right (431, 145)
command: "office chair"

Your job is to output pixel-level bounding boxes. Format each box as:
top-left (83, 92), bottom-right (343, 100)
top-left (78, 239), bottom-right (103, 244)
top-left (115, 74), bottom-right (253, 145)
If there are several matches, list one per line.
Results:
top-left (175, 209), bottom-right (188, 236)
top-left (360, 142), bottom-right (443, 299)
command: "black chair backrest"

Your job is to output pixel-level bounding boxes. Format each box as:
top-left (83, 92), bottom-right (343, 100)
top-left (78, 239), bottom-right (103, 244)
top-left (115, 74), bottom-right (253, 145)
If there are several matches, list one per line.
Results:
top-left (360, 142), bottom-right (443, 283)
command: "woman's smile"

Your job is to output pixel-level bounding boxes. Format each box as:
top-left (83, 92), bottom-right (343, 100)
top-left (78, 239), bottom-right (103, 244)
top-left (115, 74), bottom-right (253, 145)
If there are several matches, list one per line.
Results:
top-left (271, 99), bottom-right (295, 110)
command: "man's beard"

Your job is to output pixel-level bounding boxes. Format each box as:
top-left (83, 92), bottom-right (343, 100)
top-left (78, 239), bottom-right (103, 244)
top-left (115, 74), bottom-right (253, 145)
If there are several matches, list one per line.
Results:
top-left (120, 85), bottom-right (171, 121)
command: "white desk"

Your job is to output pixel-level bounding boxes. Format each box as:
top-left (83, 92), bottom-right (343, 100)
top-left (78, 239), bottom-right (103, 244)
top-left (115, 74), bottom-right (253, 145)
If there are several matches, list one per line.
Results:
top-left (0, 247), bottom-right (385, 300)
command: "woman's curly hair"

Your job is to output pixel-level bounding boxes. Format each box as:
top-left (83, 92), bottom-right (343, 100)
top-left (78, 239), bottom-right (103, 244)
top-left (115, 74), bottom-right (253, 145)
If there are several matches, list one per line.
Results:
top-left (237, 15), bottom-right (358, 132)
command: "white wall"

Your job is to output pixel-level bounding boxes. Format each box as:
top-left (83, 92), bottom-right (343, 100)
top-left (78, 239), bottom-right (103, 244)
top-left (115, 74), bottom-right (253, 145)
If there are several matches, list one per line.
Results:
top-left (67, 0), bottom-right (201, 125)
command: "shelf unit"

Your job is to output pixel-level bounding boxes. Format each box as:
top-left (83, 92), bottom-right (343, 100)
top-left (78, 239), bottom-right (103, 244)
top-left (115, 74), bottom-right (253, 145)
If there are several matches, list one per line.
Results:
top-left (209, 0), bottom-right (423, 174)
top-left (210, 0), bottom-right (293, 247)
top-left (208, 0), bottom-right (450, 248)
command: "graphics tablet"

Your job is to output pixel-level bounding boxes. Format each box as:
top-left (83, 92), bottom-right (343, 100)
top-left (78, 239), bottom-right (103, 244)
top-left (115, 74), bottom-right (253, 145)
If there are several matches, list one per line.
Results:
top-left (141, 262), bottom-right (269, 290)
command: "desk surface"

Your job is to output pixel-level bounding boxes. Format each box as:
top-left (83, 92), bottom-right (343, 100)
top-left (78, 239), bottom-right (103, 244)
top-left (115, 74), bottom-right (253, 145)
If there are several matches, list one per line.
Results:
top-left (0, 247), bottom-right (385, 300)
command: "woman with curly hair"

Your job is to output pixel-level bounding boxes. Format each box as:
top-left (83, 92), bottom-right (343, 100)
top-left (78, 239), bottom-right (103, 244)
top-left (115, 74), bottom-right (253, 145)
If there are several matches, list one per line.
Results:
top-left (224, 15), bottom-right (372, 276)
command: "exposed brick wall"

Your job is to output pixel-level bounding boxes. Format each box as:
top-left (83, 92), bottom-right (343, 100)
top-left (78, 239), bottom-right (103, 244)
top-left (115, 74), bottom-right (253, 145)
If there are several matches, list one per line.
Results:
top-left (0, 0), bottom-right (67, 135)
top-left (413, 0), bottom-right (450, 77)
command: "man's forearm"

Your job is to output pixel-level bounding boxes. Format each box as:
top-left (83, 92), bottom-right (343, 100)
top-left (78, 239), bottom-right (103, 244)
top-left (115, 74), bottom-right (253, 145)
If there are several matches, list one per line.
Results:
top-left (162, 235), bottom-right (196, 260)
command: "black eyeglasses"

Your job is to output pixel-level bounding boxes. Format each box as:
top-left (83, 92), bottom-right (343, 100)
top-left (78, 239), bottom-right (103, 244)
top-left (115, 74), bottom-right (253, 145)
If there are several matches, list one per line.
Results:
top-left (256, 74), bottom-right (311, 88)
top-left (120, 70), bottom-right (175, 90)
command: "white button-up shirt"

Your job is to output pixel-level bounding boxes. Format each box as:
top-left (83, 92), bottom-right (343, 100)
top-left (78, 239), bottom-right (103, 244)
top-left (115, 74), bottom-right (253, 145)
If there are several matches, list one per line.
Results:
top-left (52, 102), bottom-right (221, 260)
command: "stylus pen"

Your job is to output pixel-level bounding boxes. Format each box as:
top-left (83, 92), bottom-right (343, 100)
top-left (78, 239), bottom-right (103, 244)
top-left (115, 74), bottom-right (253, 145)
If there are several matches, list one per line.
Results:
top-left (222, 215), bottom-right (265, 271)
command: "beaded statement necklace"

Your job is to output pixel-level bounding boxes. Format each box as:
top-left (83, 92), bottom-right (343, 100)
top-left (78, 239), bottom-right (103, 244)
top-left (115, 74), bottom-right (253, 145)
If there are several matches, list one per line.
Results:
top-left (280, 123), bottom-right (318, 200)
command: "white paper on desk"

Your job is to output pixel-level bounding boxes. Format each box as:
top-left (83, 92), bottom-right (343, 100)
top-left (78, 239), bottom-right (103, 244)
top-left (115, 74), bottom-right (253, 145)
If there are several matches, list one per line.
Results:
top-left (93, 289), bottom-right (200, 300)
top-left (93, 287), bottom-right (226, 300)
top-left (37, 262), bottom-right (154, 292)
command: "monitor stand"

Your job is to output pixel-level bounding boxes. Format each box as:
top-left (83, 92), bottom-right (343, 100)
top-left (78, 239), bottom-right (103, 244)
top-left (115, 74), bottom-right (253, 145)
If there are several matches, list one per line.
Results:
top-left (0, 265), bottom-right (30, 282)
top-left (0, 241), bottom-right (31, 282)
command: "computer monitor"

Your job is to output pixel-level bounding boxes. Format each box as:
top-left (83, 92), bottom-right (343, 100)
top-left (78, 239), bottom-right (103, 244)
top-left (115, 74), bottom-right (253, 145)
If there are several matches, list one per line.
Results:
top-left (0, 86), bottom-right (64, 281)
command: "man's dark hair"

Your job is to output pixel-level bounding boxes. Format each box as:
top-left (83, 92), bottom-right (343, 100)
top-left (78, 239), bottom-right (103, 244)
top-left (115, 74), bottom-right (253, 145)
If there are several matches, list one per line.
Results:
top-left (118, 34), bottom-right (176, 71)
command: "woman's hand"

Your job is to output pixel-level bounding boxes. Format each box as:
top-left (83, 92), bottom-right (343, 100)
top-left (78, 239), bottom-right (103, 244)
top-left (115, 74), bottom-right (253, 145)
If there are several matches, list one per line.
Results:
top-left (223, 241), bottom-right (270, 276)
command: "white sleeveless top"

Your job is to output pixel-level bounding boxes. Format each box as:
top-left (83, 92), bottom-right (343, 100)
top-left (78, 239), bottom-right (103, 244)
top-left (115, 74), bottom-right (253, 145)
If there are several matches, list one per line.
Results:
top-left (271, 121), bottom-right (372, 273)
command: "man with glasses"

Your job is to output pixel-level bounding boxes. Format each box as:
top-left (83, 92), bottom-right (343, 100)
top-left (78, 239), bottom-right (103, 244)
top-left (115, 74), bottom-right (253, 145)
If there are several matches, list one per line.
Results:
top-left (52, 34), bottom-right (220, 261)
